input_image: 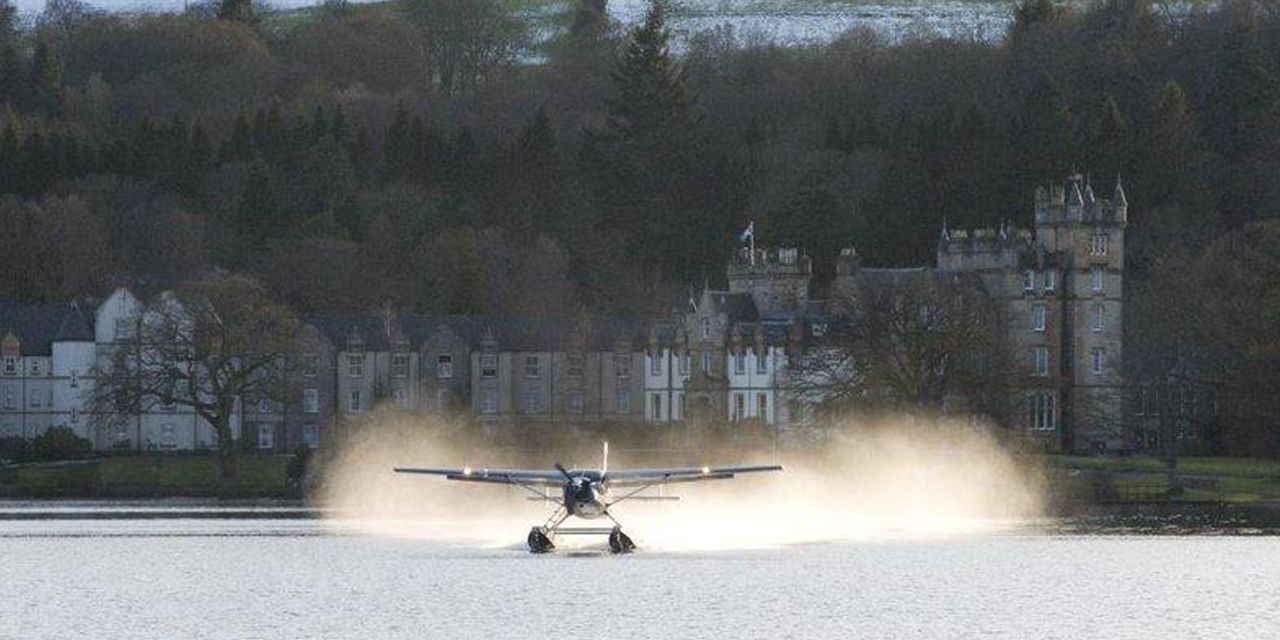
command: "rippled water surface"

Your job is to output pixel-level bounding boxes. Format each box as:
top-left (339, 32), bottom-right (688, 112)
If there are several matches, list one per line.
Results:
top-left (2, 509), bottom-right (1279, 640)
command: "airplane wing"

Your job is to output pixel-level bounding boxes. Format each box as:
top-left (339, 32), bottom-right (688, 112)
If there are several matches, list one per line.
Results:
top-left (393, 467), bottom-right (566, 486)
top-left (603, 464), bottom-right (783, 486)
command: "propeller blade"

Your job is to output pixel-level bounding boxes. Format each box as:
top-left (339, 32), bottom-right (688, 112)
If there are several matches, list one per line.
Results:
top-left (554, 462), bottom-right (574, 482)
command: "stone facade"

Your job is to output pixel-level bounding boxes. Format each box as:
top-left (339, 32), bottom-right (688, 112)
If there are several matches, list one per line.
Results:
top-left (0, 176), bottom-right (1128, 455)
top-left (937, 175), bottom-right (1127, 451)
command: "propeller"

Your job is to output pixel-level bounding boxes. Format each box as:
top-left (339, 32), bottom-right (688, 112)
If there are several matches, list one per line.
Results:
top-left (554, 462), bottom-right (575, 483)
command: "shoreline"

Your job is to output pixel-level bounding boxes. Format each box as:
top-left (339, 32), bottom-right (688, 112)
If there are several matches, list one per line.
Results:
top-left (2, 497), bottom-right (1279, 535)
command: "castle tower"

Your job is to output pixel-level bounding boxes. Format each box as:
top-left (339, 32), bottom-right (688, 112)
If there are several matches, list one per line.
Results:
top-left (934, 174), bottom-right (1127, 453)
top-left (726, 246), bottom-right (812, 315)
top-left (1026, 174), bottom-right (1127, 451)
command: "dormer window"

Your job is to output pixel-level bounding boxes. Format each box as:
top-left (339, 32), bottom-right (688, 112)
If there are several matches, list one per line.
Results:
top-left (1023, 270), bottom-right (1035, 293)
top-left (1090, 233), bottom-right (1109, 257)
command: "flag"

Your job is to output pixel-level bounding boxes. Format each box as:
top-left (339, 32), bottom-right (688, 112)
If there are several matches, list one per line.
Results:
top-left (739, 221), bottom-right (754, 244)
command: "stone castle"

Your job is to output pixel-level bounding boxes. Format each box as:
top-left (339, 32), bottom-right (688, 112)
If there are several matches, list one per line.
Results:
top-left (0, 175), bottom-right (1126, 454)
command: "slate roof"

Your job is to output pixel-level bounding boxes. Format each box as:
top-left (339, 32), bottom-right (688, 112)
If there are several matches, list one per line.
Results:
top-left (0, 302), bottom-right (95, 355)
top-left (709, 292), bottom-right (759, 323)
top-left (302, 314), bottom-right (651, 352)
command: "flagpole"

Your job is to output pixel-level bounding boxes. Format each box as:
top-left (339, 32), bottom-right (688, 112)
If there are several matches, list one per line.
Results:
top-left (749, 220), bottom-right (756, 266)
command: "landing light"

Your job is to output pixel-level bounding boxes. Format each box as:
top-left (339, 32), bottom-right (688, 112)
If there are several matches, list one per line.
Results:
top-left (701, 466), bottom-right (710, 475)
top-left (463, 466), bottom-right (472, 476)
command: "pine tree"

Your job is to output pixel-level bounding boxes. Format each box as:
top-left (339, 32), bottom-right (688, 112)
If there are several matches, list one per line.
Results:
top-left (186, 120), bottom-right (213, 193)
top-left (1014, 72), bottom-right (1078, 188)
top-left (445, 227), bottom-right (485, 315)
top-left (330, 105), bottom-right (348, 144)
top-left (383, 103), bottom-right (412, 180)
top-left (28, 38), bottom-right (63, 115)
top-left (217, 0), bottom-right (254, 23)
top-left (222, 110), bottom-right (253, 164)
top-left (1090, 95), bottom-right (1131, 181)
top-left (237, 160), bottom-right (275, 243)
top-left (0, 0), bottom-right (20, 104)
top-left (1137, 81), bottom-right (1207, 211)
top-left (606, 0), bottom-right (699, 142)
top-left (1010, 0), bottom-right (1062, 41)
top-left (310, 105), bottom-right (329, 142)
top-left (0, 115), bottom-right (17, 191)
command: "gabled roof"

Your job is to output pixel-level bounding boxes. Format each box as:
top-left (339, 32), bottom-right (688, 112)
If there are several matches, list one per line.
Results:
top-left (708, 291), bottom-right (758, 323)
top-left (302, 313), bottom-right (651, 352)
top-left (0, 302), bottom-right (95, 355)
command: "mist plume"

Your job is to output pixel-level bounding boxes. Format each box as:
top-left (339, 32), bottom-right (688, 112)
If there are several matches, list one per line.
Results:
top-left (316, 407), bottom-right (1044, 550)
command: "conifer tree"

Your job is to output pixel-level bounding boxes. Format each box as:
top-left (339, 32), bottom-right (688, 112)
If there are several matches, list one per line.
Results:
top-left (330, 105), bottom-right (348, 143)
top-left (217, 0), bottom-right (254, 23)
top-left (383, 103), bottom-right (412, 180)
top-left (606, 0), bottom-right (699, 142)
top-left (237, 160), bottom-right (275, 244)
top-left (222, 110), bottom-right (253, 164)
top-left (185, 120), bottom-right (213, 192)
top-left (1013, 72), bottom-right (1078, 188)
top-left (0, 115), bottom-right (17, 189)
top-left (1135, 82), bottom-right (1207, 211)
top-left (0, 0), bottom-right (20, 104)
top-left (310, 105), bottom-right (328, 142)
top-left (1090, 95), bottom-right (1131, 181)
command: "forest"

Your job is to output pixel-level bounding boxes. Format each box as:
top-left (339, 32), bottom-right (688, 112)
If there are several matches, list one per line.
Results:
top-left (0, 0), bottom-right (1279, 448)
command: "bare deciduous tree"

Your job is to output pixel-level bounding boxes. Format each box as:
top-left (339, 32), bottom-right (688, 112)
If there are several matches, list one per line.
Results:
top-left (407, 0), bottom-right (528, 96)
top-left (791, 271), bottom-right (1012, 422)
top-left (91, 271), bottom-right (298, 478)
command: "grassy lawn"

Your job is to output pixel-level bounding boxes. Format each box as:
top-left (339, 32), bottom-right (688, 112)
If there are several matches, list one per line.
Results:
top-left (1055, 455), bottom-right (1280, 478)
top-left (1050, 455), bottom-right (1280, 504)
top-left (0, 455), bottom-right (293, 497)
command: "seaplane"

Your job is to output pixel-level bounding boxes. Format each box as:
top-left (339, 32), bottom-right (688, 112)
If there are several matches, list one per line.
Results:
top-left (394, 443), bottom-right (782, 553)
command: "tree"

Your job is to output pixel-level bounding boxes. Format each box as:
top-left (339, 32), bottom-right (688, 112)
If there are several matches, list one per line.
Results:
top-left (606, 0), bottom-right (699, 141)
top-left (1089, 95), bottom-right (1131, 181)
top-left (588, 0), bottom-right (732, 293)
top-left (91, 271), bottom-right (299, 479)
top-left (0, 0), bottom-right (21, 103)
top-left (1010, 0), bottom-right (1063, 41)
top-left (218, 0), bottom-right (255, 23)
top-left (406, 0), bottom-right (527, 96)
top-left (791, 270), bottom-right (1012, 422)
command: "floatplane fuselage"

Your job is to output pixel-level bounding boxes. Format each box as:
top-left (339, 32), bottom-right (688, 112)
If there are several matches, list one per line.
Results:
top-left (395, 442), bottom-right (782, 553)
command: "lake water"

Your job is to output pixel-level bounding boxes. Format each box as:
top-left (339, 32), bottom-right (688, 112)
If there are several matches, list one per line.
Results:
top-left (2, 503), bottom-right (1279, 640)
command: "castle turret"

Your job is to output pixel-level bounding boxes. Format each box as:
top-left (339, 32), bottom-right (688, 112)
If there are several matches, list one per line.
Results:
top-left (726, 246), bottom-right (812, 315)
top-left (1113, 176), bottom-right (1128, 224)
